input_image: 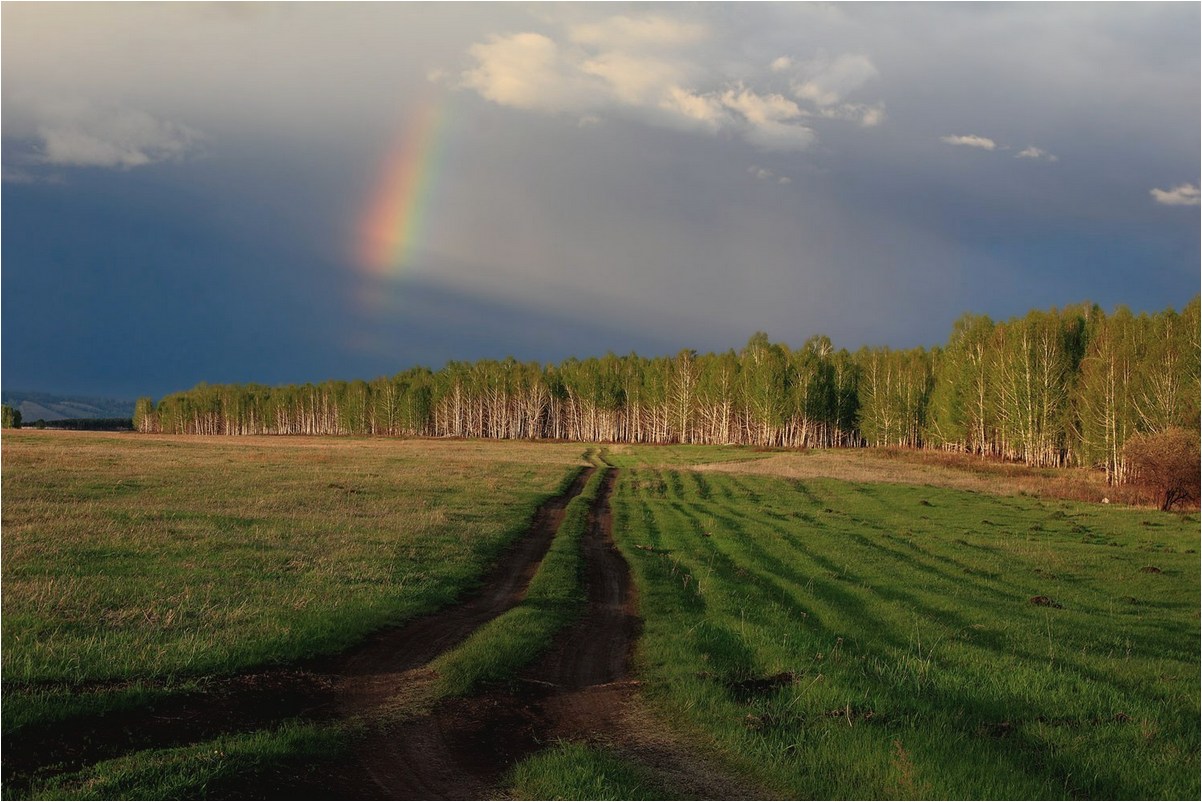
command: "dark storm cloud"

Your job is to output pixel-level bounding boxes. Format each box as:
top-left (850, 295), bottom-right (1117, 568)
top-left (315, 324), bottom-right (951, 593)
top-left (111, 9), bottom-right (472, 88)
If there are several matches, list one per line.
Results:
top-left (2, 3), bottom-right (1197, 397)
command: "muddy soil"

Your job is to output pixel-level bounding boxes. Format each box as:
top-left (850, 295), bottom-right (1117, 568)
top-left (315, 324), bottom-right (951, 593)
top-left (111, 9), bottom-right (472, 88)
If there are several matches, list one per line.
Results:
top-left (325, 470), bottom-right (634, 799)
top-left (321, 469), bottom-right (762, 801)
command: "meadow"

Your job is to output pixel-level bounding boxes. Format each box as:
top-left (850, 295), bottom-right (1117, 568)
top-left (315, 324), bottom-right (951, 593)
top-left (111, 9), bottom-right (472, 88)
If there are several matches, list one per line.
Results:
top-left (2, 432), bottom-right (585, 739)
top-left (2, 431), bottom-right (1197, 799)
top-left (603, 447), bottom-right (1199, 798)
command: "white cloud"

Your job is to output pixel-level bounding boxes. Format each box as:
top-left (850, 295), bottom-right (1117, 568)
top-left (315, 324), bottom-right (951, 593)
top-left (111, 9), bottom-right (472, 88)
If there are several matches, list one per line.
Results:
top-left (459, 17), bottom-right (822, 151)
top-left (1150, 183), bottom-right (1200, 206)
top-left (581, 52), bottom-right (688, 106)
top-left (764, 52), bottom-right (885, 128)
top-left (568, 15), bottom-right (708, 49)
top-left (722, 86), bottom-right (815, 151)
top-left (941, 134), bottom-right (998, 150)
top-left (748, 165), bottom-right (792, 184)
top-left (460, 32), bottom-right (591, 112)
top-left (792, 53), bottom-right (879, 107)
top-left (858, 105), bottom-right (886, 128)
top-left (1015, 146), bottom-right (1058, 162)
top-left (721, 86), bottom-right (803, 126)
top-left (942, 138), bottom-right (1057, 161)
top-left (28, 101), bottom-right (201, 169)
top-left (659, 86), bottom-right (728, 129)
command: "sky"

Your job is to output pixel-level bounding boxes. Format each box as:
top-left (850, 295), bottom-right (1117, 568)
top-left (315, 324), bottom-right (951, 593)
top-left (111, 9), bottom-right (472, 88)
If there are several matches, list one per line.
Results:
top-left (2, 2), bottom-right (1198, 400)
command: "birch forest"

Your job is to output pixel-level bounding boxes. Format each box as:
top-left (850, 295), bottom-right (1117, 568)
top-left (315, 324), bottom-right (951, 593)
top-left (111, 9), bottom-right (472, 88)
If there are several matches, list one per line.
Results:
top-left (136, 299), bottom-right (1199, 483)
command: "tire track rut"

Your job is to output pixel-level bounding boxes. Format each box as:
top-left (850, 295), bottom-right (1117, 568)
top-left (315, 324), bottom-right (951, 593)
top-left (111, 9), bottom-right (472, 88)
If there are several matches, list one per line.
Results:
top-left (333, 468), bottom-right (761, 800)
top-left (333, 469), bottom-right (631, 799)
top-left (11, 463), bottom-right (760, 800)
top-left (4, 467), bottom-right (593, 795)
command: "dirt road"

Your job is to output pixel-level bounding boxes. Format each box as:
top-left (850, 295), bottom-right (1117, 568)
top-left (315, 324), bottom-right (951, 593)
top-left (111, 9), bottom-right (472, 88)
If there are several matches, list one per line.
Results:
top-left (334, 470), bottom-right (636, 799)
top-left (10, 465), bottom-right (760, 799)
top-left (330, 468), bottom-right (759, 800)
top-left (5, 468), bottom-right (593, 794)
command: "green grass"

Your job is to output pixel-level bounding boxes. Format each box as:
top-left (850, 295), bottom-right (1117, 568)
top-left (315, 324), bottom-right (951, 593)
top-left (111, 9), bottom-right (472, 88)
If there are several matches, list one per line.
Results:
top-left (431, 457), bottom-right (608, 696)
top-left (609, 448), bottom-right (1200, 799)
top-left (24, 721), bottom-right (352, 801)
top-left (606, 442), bottom-right (772, 469)
top-left (506, 741), bottom-right (668, 800)
top-left (2, 432), bottom-right (586, 688)
top-left (6, 436), bottom-right (1198, 799)
top-left (1, 430), bottom-right (590, 797)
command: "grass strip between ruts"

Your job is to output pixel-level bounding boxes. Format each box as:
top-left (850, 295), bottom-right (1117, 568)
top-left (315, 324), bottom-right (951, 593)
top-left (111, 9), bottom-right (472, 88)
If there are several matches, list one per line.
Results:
top-left (505, 740), bottom-right (668, 800)
top-left (429, 453), bottom-right (609, 696)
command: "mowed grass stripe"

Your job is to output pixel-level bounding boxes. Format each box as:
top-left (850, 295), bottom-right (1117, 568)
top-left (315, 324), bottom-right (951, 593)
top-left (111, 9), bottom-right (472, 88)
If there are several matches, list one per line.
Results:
top-left (802, 478), bottom-right (1199, 666)
top-left (611, 454), bottom-right (1198, 799)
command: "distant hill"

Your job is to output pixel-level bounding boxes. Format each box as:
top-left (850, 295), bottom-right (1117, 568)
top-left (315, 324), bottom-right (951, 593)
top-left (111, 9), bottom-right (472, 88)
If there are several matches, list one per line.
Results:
top-left (1, 390), bottom-right (135, 422)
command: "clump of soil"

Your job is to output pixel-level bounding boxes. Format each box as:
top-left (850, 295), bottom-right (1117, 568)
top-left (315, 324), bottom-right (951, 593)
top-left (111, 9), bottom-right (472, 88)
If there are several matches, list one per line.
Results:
top-left (725, 671), bottom-right (796, 700)
top-left (977, 721), bottom-right (1014, 739)
top-left (824, 704), bottom-right (877, 723)
top-left (1029, 595), bottom-right (1063, 608)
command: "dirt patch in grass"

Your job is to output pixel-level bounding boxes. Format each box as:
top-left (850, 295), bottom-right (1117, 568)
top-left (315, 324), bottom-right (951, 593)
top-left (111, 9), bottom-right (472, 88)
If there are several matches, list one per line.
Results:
top-left (1, 670), bottom-right (335, 792)
top-left (324, 467), bottom-right (595, 713)
top-left (725, 672), bottom-right (798, 702)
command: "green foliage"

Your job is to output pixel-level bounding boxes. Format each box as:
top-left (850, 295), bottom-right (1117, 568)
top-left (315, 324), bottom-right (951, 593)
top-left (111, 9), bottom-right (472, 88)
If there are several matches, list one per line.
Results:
top-left (2, 403), bottom-right (22, 428)
top-left (132, 396), bottom-right (157, 433)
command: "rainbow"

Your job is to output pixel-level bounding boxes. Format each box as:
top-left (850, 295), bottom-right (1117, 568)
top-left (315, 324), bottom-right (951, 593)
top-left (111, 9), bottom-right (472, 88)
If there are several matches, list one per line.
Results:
top-left (357, 96), bottom-right (448, 276)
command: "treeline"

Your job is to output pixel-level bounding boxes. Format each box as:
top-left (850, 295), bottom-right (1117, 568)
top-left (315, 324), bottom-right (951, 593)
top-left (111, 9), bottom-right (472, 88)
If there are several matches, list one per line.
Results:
top-left (136, 299), bottom-right (1199, 483)
top-left (38, 418), bottom-right (134, 431)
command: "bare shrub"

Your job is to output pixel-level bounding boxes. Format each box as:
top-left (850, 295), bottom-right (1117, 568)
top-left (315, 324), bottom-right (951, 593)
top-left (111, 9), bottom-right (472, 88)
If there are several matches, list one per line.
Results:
top-left (1123, 428), bottom-right (1201, 511)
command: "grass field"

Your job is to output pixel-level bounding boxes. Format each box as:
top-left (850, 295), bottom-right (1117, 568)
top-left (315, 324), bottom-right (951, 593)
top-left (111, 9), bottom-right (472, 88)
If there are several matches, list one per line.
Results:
top-left (3, 432), bottom-right (1198, 799)
top-left (607, 447), bottom-right (1200, 799)
top-left (2, 431), bottom-right (586, 734)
